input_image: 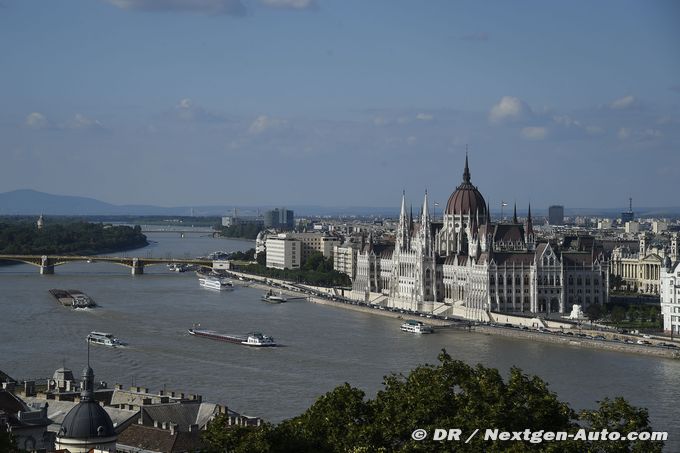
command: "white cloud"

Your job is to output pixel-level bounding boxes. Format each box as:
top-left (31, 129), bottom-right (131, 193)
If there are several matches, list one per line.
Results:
top-left (406, 136), bottom-right (417, 145)
top-left (489, 96), bottom-right (532, 124)
top-left (259, 0), bottom-right (316, 9)
top-left (609, 95), bottom-right (637, 110)
top-left (69, 113), bottom-right (104, 130)
top-left (617, 127), bottom-right (631, 140)
top-left (248, 115), bottom-right (286, 134)
top-left (25, 112), bottom-right (48, 129)
top-left (521, 126), bottom-right (548, 141)
top-left (106, 0), bottom-right (246, 15)
top-left (416, 113), bottom-right (434, 121)
top-left (172, 98), bottom-right (224, 122)
top-left (178, 98), bottom-right (192, 109)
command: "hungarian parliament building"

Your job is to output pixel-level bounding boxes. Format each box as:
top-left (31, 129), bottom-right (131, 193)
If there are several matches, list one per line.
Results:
top-left (351, 157), bottom-right (609, 316)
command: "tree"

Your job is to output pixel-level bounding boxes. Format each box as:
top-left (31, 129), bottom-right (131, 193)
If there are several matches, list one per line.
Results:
top-left (611, 306), bottom-right (627, 327)
top-left (203, 351), bottom-right (662, 452)
top-left (585, 304), bottom-right (603, 322)
top-left (609, 274), bottom-right (624, 291)
top-left (579, 397), bottom-right (663, 453)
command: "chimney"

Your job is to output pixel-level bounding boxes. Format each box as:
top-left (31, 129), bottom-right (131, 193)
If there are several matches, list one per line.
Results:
top-left (24, 381), bottom-right (36, 397)
top-left (115, 384), bottom-right (123, 390)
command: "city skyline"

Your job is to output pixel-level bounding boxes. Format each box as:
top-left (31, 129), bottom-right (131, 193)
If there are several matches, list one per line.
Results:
top-left (1, 0), bottom-right (679, 208)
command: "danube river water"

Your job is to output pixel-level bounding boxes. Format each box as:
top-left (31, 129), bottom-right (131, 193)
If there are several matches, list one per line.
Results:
top-left (1, 232), bottom-right (679, 449)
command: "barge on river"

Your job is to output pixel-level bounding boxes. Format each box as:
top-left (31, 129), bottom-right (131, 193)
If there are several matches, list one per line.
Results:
top-left (49, 289), bottom-right (96, 308)
top-left (188, 328), bottom-right (276, 347)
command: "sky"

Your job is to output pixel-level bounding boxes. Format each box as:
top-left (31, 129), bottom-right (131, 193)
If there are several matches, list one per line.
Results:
top-left (0, 0), bottom-right (679, 210)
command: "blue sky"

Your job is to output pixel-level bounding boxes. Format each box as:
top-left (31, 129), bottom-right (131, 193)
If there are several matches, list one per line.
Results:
top-left (1, 0), bottom-right (678, 210)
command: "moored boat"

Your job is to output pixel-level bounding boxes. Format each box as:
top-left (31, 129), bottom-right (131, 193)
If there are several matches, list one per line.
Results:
top-left (198, 276), bottom-right (234, 291)
top-left (188, 328), bottom-right (276, 347)
top-left (400, 320), bottom-right (434, 334)
top-left (261, 290), bottom-right (287, 303)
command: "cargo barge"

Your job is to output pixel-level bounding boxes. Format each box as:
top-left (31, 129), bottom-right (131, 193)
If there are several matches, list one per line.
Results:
top-left (188, 328), bottom-right (276, 347)
top-left (48, 289), bottom-right (96, 308)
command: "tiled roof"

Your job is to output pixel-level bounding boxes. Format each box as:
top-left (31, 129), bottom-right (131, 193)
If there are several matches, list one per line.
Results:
top-left (140, 402), bottom-right (219, 431)
top-left (23, 397), bottom-right (137, 433)
top-left (0, 390), bottom-right (26, 414)
top-left (117, 423), bottom-right (205, 452)
top-left (561, 252), bottom-right (595, 267)
top-left (490, 252), bottom-right (535, 266)
top-left (492, 224), bottom-right (525, 243)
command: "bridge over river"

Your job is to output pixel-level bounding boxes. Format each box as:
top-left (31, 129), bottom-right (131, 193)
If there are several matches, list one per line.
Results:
top-left (0, 254), bottom-right (217, 275)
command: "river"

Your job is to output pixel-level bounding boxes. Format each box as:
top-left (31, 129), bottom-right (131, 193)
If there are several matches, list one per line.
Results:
top-left (0, 232), bottom-right (678, 449)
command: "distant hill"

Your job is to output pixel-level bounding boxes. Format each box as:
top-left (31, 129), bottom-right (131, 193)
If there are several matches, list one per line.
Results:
top-left (1, 189), bottom-right (678, 218)
top-left (0, 189), bottom-right (397, 217)
top-left (0, 189), bottom-right (186, 216)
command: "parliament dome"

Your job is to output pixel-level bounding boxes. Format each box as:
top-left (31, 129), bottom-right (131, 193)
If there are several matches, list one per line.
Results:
top-left (445, 155), bottom-right (487, 216)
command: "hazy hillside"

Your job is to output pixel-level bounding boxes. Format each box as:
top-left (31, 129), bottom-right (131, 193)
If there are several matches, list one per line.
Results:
top-left (1, 189), bottom-right (678, 218)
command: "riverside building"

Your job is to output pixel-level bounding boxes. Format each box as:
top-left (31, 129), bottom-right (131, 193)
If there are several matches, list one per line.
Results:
top-left (661, 255), bottom-right (680, 335)
top-left (352, 157), bottom-right (609, 317)
top-left (609, 233), bottom-right (677, 295)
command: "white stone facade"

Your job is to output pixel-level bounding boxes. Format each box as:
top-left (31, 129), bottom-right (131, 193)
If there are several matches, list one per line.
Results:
top-left (265, 234), bottom-right (301, 270)
top-left (609, 234), bottom-right (672, 295)
top-left (661, 260), bottom-right (680, 334)
top-left (352, 157), bottom-right (608, 317)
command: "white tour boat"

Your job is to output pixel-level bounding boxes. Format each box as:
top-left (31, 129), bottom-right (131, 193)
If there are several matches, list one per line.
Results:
top-left (400, 320), bottom-right (434, 334)
top-left (86, 331), bottom-right (123, 347)
top-left (198, 276), bottom-right (234, 291)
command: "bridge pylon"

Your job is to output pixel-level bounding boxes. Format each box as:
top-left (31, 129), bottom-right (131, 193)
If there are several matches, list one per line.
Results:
top-left (131, 258), bottom-right (144, 275)
top-left (40, 255), bottom-right (54, 275)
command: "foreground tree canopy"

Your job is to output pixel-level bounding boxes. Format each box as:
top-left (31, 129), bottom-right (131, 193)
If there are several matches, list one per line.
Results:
top-left (204, 351), bottom-right (662, 452)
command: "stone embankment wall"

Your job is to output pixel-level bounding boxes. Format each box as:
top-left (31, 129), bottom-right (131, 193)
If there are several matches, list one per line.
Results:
top-left (474, 325), bottom-right (680, 359)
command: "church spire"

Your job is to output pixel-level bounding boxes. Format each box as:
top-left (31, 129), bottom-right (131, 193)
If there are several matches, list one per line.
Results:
top-left (525, 203), bottom-right (535, 251)
top-left (400, 190), bottom-right (407, 220)
top-left (526, 203), bottom-right (534, 234)
top-left (422, 190), bottom-right (430, 223)
top-left (486, 201), bottom-right (491, 223)
top-left (421, 190), bottom-right (433, 256)
top-left (513, 203), bottom-right (518, 223)
top-left (463, 151), bottom-right (471, 183)
top-left (397, 191), bottom-right (409, 250)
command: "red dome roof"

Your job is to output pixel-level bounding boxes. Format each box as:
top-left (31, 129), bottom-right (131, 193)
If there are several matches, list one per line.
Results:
top-left (445, 155), bottom-right (487, 216)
